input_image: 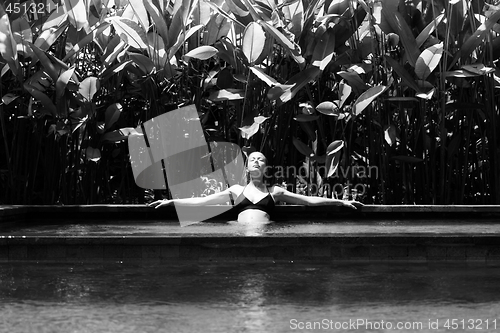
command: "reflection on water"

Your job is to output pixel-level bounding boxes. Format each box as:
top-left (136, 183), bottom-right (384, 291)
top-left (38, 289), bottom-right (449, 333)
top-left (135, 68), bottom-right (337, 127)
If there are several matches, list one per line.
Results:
top-left (227, 220), bottom-right (273, 236)
top-left (2, 219), bottom-right (500, 236)
top-left (0, 262), bottom-right (500, 332)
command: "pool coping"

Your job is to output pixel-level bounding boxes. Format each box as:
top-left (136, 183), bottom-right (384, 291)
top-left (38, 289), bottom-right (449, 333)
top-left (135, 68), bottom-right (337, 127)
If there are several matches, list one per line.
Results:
top-left (1, 205), bottom-right (499, 262)
top-left (1, 204), bottom-right (500, 223)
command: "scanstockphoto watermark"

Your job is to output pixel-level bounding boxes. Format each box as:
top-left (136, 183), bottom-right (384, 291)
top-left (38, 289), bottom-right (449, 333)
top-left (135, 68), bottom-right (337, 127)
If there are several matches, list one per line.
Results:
top-left (292, 178), bottom-right (368, 199)
top-left (257, 164), bottom-right (379, 198)
top-left (289, 318), bottom-right (427, 330)
top-left (289, 318), bottom-right (499, 330)
top-left (270, 164), bottom-right (379, 181)
top-left (254, 164), bottom-right (379, 181)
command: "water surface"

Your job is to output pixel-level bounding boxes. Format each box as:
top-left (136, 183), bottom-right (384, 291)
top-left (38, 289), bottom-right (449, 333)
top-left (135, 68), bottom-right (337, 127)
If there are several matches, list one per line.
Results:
top-left (1, 219), bottom-right (500, 237)
top-left (0, 262), bottom-right (499, 332)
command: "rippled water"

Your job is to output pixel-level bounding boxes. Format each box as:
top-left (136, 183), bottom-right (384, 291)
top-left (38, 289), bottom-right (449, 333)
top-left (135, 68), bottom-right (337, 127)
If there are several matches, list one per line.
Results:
top-left (0, 262), bottom-right (499, 332)
top-left (2, 219), bottom-right (500, 236)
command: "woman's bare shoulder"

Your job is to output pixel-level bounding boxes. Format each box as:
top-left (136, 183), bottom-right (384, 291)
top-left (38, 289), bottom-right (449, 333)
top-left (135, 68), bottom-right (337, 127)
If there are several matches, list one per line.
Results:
top-left (228, 184), bottom-right (245, 195)
top-left (269, 185), bottom-right (286, 196)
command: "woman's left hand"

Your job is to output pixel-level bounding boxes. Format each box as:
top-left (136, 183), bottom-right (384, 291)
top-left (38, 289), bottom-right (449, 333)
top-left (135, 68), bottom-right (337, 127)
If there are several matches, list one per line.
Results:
top-left (147, 199), bottom-right (174, 209)
top-left (342, 200), bottom-right (364, 209)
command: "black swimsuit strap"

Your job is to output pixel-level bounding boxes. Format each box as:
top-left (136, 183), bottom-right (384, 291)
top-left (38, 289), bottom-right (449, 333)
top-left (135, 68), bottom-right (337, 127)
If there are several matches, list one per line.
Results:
top-left (235, 184), bottom-right (249, 204)
top-left (232, 184), bottom-right (275, 215)
top-left (266, 185), bottom-right (274, 201)
top-left (239, 184), bottom-right (273, 204)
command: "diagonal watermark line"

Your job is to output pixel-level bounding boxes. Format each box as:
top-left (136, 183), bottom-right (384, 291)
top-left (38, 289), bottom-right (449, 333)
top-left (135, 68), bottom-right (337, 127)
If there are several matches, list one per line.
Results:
top-left (129, 105), bottom-right (245, 225)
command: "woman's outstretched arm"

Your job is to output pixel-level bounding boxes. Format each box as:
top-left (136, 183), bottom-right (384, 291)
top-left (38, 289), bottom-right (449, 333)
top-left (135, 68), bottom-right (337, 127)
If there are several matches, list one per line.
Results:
top-left (148, 186), bottom-right (237, 209)
top-left (273, 186), bottom-right (363, 209)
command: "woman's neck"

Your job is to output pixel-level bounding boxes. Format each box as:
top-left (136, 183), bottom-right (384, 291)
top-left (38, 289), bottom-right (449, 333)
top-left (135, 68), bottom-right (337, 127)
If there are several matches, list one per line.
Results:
top-left (249, 178), bottom-right (265, 189)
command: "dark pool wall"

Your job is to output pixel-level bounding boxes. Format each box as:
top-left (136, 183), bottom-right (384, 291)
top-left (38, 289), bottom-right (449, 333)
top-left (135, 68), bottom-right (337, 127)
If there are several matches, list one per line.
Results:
top-left (2, 235), bottom-right (500, 263)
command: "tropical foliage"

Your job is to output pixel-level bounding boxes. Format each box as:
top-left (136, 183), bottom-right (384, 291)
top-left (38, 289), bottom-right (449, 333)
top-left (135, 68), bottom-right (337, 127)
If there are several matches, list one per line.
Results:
top-left (0, 0), bottom-right (499, 204)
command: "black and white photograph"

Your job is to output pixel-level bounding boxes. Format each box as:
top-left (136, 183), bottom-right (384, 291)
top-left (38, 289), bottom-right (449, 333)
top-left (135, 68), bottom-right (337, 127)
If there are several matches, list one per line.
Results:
top-left (1, 0), bottom-right (500, 331)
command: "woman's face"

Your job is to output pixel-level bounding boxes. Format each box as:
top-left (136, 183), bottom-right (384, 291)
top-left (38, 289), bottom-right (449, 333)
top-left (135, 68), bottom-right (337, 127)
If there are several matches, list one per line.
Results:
top-left (247, 152), bottom-right (267, 175)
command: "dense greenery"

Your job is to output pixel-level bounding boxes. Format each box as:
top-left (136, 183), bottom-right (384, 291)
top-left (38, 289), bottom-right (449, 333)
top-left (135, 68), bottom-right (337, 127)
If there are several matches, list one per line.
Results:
top-left (0, 0), bottom-right (499, 204)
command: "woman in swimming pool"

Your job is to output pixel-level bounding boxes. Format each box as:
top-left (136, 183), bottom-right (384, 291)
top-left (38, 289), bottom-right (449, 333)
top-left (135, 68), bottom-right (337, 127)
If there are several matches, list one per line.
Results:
top-left (148, 152), bottom-right (363, 222)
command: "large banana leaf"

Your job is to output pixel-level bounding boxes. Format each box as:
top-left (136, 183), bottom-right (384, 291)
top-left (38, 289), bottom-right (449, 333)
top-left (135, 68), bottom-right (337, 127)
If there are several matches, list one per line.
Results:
top-left (242, 22), bottom-right (267, 65)
top-left (65, 0), bottom-right (89, 31)
top-left (0, 3), bottom-right (20, 77)
top-left (108, 17), bottom-right (148, 49)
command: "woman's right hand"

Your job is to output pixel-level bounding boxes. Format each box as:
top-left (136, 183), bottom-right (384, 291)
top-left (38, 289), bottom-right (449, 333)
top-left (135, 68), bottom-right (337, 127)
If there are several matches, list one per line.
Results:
top-left (147, 199), bottom-right (174, 209)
